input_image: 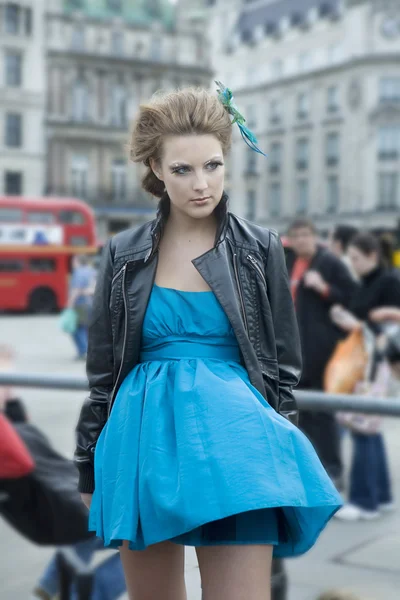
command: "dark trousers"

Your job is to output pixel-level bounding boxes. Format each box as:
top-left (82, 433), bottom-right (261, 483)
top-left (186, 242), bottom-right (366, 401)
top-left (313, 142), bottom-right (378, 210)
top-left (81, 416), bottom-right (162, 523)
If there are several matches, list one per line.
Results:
top-left (299, 408), bottom-right (343, 480)
top-left (349, 432), bottom-right (392, 511)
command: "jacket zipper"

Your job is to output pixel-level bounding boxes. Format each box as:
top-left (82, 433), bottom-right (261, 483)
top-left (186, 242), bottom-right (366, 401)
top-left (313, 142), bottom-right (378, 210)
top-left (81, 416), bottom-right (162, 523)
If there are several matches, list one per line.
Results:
top-left (108, 263), bottom-right (128, 417)
top-left (247, 254), bottom-right (267, 287)
top-left (233, 252), bottom-right (249, 335)
top-left (111, 264), bottom-right (126, 286)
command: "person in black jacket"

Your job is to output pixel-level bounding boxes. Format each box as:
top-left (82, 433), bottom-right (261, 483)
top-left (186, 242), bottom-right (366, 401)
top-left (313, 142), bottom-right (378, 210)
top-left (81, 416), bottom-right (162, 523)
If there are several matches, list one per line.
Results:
top-left (287, 219), bottom-right (358, 486)
top-left (331, 232), bottom-right (400, 520)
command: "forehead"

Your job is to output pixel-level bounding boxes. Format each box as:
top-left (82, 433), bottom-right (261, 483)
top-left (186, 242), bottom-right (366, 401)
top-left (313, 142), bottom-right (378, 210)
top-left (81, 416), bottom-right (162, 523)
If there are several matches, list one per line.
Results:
top-left (161, 134), bottom-right (223, 164)
top-left (290, 227), bottom-right (315, 237)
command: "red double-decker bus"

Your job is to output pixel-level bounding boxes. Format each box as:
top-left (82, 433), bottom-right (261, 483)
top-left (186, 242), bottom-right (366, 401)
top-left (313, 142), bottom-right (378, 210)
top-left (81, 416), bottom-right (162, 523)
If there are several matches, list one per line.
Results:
top-left (0, 196), bottom-right (98, 313)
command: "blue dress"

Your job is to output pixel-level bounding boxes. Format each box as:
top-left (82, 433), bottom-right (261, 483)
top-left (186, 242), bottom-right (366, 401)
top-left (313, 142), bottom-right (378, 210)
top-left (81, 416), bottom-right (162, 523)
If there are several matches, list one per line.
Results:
top-left (90, 285), bottom-right (342, 558)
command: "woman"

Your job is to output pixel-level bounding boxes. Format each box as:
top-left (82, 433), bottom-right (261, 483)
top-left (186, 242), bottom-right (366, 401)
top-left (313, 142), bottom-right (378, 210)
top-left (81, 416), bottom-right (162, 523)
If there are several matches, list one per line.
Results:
top-left (331, 232), bottom-right (400, 521)
top-left (74, 86), bottom-right (341, 600)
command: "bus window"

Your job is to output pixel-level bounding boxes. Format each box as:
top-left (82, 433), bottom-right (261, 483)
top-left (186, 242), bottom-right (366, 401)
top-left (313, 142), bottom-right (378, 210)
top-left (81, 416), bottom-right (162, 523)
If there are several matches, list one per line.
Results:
top-left (0, 259), bottom-right (24, 272)
top-left (29, 258), bottom-right (56, 272)
top-left (27, 211), bottom-right (56, 224)
top-left (59, 210), bottom-right (86, 225)
top-left (69, 235), bottom-right (89, 246)
top-left (0, 208), bottom-right (23, 222)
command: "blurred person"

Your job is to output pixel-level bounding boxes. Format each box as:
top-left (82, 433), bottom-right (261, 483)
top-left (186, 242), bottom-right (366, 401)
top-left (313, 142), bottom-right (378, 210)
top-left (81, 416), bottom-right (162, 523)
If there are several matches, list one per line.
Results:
top-left (287, 218), bottom-right (357, 488)
top-left (331, 232), bottom-right (400, 520)
top-left (74, 85), bottom-right (341, 600)
top-left (0, 395), bottom-right (126, 600)
top-left (330, 224), bottom-right (359, 278)
top-left (68, 255), bottom-right (97, 360)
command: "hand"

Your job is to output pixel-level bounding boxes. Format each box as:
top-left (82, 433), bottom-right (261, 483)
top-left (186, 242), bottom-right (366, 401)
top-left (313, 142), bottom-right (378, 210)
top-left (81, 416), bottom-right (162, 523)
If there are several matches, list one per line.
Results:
top-left (330, 305), bottom-right (362, 332)
top-left (370, 307), bottom-right (400, 324)
top-left (303, 270), bottom-right (328, 294)
top-left (81, 493), bottom-right (93, 510)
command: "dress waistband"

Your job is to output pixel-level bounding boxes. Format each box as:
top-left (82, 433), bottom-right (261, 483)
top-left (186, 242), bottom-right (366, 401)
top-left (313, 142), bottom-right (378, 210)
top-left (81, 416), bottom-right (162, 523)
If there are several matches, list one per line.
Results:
top-left (139, 339), bottom-right (241, 363)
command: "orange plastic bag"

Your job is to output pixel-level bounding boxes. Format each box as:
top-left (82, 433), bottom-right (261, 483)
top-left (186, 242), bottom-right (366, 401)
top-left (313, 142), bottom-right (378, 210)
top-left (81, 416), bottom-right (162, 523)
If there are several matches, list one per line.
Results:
top-left (324, 329), bottom-right (369, 394)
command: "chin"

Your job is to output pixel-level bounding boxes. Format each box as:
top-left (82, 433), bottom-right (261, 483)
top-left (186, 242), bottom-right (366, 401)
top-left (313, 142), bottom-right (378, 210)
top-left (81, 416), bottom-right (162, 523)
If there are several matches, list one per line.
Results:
top-left (187, 199), bottom-right (219, 219)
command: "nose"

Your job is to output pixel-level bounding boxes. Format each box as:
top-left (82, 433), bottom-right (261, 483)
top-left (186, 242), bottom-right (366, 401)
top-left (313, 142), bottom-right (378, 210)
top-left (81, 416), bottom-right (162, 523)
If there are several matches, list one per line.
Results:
top-left (193, 170), bottom-right (208, 193)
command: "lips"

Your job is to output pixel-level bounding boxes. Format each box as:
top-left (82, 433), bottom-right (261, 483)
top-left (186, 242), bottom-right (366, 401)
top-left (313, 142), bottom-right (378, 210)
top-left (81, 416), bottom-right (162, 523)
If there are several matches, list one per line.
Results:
top-left (191, 196), bottom-right (210, 202)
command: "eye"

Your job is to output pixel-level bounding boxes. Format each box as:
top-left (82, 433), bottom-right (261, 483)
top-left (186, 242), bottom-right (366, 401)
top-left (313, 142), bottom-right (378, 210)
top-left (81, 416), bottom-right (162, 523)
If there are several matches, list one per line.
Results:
top-left (171, 166), bottom-right (190, 176)
top-left (206, 161), bottom-right (224, 171)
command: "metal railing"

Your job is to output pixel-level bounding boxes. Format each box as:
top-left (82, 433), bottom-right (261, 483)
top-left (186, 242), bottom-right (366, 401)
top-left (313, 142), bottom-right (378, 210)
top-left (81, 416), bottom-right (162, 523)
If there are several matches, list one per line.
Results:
top-left (1, 372), bottom-right (400, 416)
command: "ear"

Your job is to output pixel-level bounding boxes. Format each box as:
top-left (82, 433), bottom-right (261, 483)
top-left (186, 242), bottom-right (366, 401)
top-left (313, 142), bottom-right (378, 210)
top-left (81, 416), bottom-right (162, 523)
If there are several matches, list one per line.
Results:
top-left (149, 158), bottom-right (163, 182)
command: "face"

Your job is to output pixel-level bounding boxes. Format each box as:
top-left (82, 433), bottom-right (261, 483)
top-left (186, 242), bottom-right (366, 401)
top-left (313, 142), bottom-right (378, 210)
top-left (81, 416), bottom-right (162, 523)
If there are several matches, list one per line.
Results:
top-left (329, 232), bottom-right (343, 258)
top-left (348, 246), bottom-right (378, 277)
top-left (150, 134), bottom-right (225, 221)
top-left (288, 227), bottom-right (317, 258)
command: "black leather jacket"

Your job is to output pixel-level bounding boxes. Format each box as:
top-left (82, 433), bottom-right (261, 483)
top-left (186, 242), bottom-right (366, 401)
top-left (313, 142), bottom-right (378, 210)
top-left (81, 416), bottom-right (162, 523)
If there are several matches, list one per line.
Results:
top-left (75, 197), bottom-right (302, 493)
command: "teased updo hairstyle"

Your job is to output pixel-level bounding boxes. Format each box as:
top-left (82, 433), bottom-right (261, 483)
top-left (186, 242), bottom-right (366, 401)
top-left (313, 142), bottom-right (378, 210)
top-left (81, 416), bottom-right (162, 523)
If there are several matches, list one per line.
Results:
top-left (129, 87), bottom-right (233, 198)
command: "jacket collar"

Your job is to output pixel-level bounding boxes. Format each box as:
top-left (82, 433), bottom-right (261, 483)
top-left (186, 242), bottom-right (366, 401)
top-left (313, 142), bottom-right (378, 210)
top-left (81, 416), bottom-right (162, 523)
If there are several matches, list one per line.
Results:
top-left (145, 192), bottom-right (230, 263)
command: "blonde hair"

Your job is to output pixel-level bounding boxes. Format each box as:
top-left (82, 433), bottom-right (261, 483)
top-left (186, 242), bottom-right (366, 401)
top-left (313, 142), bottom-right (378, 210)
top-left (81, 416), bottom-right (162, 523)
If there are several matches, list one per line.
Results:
top-left (129, 87), bottom-right (232, 198)
top-left (317, 591), bottom-right (363, 600)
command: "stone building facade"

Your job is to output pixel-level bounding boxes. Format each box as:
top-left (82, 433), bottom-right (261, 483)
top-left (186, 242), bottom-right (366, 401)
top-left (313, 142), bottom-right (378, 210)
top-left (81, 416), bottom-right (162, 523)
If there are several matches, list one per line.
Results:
top-left (45, 0), bottom-right (213, 238)
top-left (0, 0), bottom-right (46, 197)
top-left (203, 0), bottom-right (400, 234)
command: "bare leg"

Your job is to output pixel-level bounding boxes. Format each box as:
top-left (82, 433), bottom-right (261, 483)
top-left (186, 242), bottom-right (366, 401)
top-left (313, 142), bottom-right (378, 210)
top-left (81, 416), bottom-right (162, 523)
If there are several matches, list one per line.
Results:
top-left (196, 544), bottom-right (273, 600)
top-left (119, 540), bottom-right (186, 600)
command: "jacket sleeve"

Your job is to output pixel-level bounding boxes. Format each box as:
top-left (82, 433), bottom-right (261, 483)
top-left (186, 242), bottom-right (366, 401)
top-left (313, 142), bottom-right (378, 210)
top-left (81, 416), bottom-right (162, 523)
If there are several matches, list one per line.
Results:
top-left (324, 255), bottom-right (358, 307)
top-left (74, 240), bottom-right (115, 493)
top-left (266, 231), bottom-right (302, 425)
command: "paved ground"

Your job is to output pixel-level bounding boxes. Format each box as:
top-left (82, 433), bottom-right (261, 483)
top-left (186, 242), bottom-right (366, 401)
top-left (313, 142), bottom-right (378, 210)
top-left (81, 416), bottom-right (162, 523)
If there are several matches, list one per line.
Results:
top-left (1, 316), bottom-right (399, 600)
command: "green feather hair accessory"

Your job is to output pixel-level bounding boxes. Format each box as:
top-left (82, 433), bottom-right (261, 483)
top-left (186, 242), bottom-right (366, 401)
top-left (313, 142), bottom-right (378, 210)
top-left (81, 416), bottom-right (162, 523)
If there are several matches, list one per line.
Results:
top-left (215, 81), bottom-right (267, 157)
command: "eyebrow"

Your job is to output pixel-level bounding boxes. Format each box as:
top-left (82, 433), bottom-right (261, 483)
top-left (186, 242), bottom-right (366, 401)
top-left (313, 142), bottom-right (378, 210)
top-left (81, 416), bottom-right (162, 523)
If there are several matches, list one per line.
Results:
top-left (168, 155), bottom-right (223, 169)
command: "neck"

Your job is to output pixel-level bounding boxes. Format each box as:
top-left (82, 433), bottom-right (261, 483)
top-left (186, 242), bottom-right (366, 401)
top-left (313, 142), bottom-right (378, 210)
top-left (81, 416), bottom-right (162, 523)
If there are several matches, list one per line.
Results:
top-left (165, 205), bottom-right (217, 240)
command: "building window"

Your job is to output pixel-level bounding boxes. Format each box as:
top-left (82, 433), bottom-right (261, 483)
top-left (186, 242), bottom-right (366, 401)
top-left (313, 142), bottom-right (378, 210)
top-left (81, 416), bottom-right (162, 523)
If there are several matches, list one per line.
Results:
top-left (112, 159), bottom-right (127, 202)
top-left (296, 138), bottom-right (309, 170)
top-left (246, 148), bottom-right (257, 174)
top-left (24, 7), bottom-right (32, 35)
top-left (297, 92), bottom-right (310, 120)
top-left (327, 85), bottom-right (339, 113)
top-left (378, 126), bottom-right (400, 161)
top-left (4, 171), bottom-right (22, 194)
top-left (4, 3), bottom-right (19, 34)
top-left (379, 77), bottom-right (400, 104)
top-left (71, 155), bottom-right (89, 199)
top-left (269, 182), bottom-right (281, 217)
top-left (150, 36), bottom-right (162, 61)
top-left (378, 173), bottom-right (398, 210)
top-left (328, 44), bottom-right (342, 65)
top-left (71, 25), bottom-right (85, 50)
top-left (246, 104), bottom-right (256, 129)
top-left (111, 84), bottom-right (127, 127)
top-left (327, 175), bottom-right (339, 213)
top-left (5, 51), bottom-right (22, 87)
top-left (269, 142), bottom-right (282, 174)
top-left (299, 52), bottom-right (312, 72)
top-left (271, 59), bottom-right (283, 79)
top-left (68, 0), bottom-right (85, 8)
top-left (72, 79), bottom-right (89, 122)
top-left (326, 132), bottom-right (340, 166)
top-left (296, 179), bottom-right (309, 214)
top-left (5, 113), bottom-right (22, 147)
top-left (111, 30), bottom-right (124, 55)
top-left (270, 98), bottom-right (282, 125)
top-left (108, 0), bottom-right (122, 12)
top-left (246, 189), bottom-right (256, 220)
